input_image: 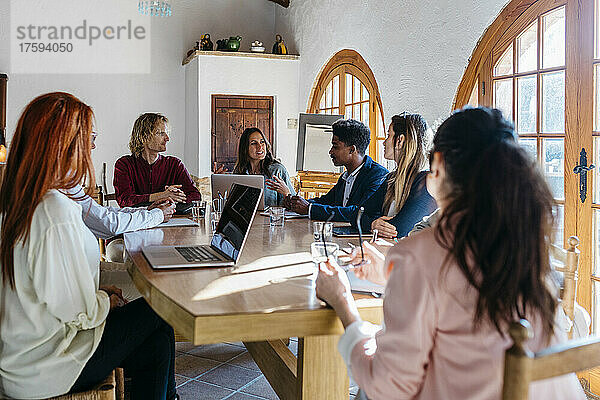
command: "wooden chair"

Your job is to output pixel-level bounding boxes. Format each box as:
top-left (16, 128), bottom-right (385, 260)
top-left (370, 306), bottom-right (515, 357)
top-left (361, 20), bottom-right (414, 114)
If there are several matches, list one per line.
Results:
top-left (296, 170), bottom-right (341, 199)
top-left (45, 369), bottom-right (124, 400)
top-left (550, 236), bottom-right (580, 337)
top-left (101, 163), bottom-right (117, 207)
top-left (502, 319), bottom-right (598, 400)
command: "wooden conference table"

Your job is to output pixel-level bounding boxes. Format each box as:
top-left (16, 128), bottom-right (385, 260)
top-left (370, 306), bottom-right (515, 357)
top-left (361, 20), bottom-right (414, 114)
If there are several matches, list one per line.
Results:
top-left (124, 215), bottom-right (383, 400)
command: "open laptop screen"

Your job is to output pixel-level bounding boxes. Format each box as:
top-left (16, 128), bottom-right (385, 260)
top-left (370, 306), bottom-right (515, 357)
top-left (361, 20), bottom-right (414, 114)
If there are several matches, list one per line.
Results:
top-left (210, 184), bottom-right (262, 261)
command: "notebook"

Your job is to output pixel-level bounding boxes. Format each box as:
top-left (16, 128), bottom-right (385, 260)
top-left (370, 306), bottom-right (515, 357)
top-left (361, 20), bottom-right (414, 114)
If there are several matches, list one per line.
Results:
top-left (142, 183), bottom-right (262, 269)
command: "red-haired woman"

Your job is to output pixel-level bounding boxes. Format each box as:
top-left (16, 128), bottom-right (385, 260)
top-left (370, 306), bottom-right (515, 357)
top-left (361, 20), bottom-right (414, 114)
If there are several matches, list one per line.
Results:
top-left (0, 93), bottom-right (177, 400)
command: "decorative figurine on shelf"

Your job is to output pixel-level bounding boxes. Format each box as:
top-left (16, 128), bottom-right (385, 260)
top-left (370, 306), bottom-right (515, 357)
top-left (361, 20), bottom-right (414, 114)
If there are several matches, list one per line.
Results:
top-left (216, 39), bottom-right (228, 51)
top-left (226, 36), bottom-right (242, 52)
top-left (272, 34), bottom-right (287, 55)
top-left (186, 41), bottom-right (199, 57)
top-left (200, 34), bottom-right (213, 51)
top-left (251, 40), bottom-right (265, 53)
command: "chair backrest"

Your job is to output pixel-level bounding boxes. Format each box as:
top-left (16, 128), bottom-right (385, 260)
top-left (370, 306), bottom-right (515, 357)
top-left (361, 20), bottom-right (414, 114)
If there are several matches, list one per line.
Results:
top-left (101, 162), bottom-right (116, 206)
top-left (503, 319), bottom-right (599, 400)
top-left (296, 170), bottom-right (341, 199)
top-left (550, 236), bottom-right (580, 332)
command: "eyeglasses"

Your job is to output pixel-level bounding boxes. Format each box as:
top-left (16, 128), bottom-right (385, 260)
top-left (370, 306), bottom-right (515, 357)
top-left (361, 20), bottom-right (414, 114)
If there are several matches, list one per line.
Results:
top-left (91, 131), bottom-right (98, 144)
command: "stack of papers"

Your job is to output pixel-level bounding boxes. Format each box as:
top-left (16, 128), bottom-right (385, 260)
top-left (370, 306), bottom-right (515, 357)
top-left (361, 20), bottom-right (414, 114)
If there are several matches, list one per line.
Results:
top-left (347, 270), bottom-right (385, 295)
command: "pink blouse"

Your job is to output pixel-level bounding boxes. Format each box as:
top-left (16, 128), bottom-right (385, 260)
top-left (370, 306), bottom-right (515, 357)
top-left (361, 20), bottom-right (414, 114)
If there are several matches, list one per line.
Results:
top-left (338, 228), bottom-right (585, 400)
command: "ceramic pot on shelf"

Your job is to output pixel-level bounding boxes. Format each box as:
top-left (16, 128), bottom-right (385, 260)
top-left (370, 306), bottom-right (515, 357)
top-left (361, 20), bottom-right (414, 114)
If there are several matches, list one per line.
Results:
top-left (226, 36), bottom-right (242, 52)
top-left (216, 39), bottom-right (228, 51)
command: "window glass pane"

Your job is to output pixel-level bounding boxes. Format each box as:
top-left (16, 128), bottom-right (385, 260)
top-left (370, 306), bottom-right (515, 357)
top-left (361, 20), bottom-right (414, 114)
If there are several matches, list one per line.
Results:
top-left (595, 64), bottom-right (600, 131)
top-left (353, 103), bottom-right (360, 119)
top-left (517, 22), bottom-right (538, 73)
top-left (353, 76), bottom-right (361, 103)
top-left (332, 107), bottom-right (339, 115)
top-left (362, 102), bottom-right (369, 126)
top-left (345, 73), bottom-right (352, 105)
top-left (553, 204), bottom-right (564, 246)
top-left (345, 105), bottom-right (352, 119)
top-left (543, 138), bottom-right (564, 199)
top-left (542, 7), bottom-right (565, 69)
top-left (594, 281), bottom-right (600, 334)
top-left (319, 92), bottom-right (325, 109)
top-left (541, 71), bottom-right (565, 133)
top-left (376, 139), bottom-right (383, 163)
top-left (468, 82), bottom-right (478, 107)
top-left (595, 209), bottom-right (600, 276)
top-left (361, 84), bottom-right (368, 102)
top-left (494, 78), bottom-right (513, 122)
top-left (325, 82), bottom-right (332, 109)
top-left (519, 138), bottom-right (537, 161)
top-left (517, 75), bottom-right (537, 134)
top-left (494, 44), bottom-right (513, 76)
top-left (332, 75), bottom-right (339, 108)
top-left (595, 137), bottom-right (600, 203)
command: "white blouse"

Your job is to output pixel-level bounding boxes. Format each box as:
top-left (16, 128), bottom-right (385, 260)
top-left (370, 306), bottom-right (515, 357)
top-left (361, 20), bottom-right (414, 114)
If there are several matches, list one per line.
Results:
top-left (0, 190), bottom-right (110, 399)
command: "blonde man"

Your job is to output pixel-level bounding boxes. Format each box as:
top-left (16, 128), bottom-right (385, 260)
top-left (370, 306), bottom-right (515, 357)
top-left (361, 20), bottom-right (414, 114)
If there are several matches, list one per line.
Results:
top-left (114, 113), bottom-right (201, 207)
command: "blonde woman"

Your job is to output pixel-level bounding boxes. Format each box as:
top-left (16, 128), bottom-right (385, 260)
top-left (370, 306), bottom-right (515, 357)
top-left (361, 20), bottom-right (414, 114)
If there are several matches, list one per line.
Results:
top-left (353, 113), bottom-right (437, 238)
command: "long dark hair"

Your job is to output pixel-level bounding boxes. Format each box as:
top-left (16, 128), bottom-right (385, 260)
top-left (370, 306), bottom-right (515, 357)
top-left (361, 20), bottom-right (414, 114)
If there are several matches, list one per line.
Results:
top-left (233, 127), bottom-right (277, 176)
top-left (1, 92), bottom-right (95, 288)
top-left (433, 107), bottom-right (556, 338)
top-left (383, 113), bottom-right (429, 214)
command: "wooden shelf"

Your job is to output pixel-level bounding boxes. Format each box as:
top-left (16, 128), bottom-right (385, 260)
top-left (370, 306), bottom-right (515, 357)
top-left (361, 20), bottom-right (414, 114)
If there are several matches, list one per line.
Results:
top-left (183, 50), bottom-right (299, 66)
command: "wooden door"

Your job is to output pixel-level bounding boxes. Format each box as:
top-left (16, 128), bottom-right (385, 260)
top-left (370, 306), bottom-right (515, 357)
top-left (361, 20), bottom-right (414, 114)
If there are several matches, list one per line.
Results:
top-left (211, 95), bottom-right (274, 172)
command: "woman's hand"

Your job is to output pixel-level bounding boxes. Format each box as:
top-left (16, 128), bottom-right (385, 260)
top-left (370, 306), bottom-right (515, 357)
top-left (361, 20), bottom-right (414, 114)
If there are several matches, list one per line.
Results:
top-left (213, 162), bottom-right (228, 174)
top-left (100, 285), bottom-right (127, 310)
top-left (371, 216), bottom-right (397, 239)
top-left (316, 257), bottom-right (360, 328)
top-left (265, 175), bottom-right (290, 196)
top-left (350, 241), bottom-right (388, 285)
top-left (149, 199), bottom-right (176, 222)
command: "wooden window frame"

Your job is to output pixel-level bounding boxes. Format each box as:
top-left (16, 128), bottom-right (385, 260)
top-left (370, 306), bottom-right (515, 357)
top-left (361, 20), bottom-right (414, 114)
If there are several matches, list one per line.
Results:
top-left (307, 49), bottom-right (385, 159)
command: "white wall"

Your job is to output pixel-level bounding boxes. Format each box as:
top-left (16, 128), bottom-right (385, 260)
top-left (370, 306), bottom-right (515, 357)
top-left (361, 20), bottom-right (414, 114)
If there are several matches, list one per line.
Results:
top-left (274, 0), bottom-right (509, 129)
top-left (185, 54), bottom-right (300, 177)
top-left (0, 0), bottom-right (277, 191)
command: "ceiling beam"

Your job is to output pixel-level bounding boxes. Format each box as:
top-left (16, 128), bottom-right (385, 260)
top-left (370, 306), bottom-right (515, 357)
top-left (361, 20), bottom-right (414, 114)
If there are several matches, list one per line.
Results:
top-left (268, 0), bottom-right (289, 8)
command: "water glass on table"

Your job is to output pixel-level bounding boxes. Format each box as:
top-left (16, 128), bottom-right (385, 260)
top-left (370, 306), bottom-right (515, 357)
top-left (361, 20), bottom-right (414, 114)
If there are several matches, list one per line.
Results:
top-left (191, 200), bottom-right (206, 220)
top-left (310, 242), bottom-right (339, 264)
top-left (210, 211), bottom-right (221, 233)
top-left (269, 206), bottom-right (285, 227)
top-left (312, 221), bottom-right (333, 242)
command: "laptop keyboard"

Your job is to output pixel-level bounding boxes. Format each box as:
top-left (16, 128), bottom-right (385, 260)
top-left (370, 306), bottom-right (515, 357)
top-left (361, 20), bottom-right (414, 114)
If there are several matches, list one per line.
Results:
top-left (175, 246), bottom-right (220, 262)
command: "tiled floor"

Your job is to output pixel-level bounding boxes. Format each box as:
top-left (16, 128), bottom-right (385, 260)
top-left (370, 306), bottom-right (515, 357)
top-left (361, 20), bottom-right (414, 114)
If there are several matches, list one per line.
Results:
top-left (174, 338), bottom-right (358, 400)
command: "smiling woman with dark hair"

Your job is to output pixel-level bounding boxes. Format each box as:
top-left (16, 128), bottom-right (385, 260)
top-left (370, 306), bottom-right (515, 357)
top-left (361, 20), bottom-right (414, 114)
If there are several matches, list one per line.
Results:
top-left (231, 127), bottom-right (295, 207)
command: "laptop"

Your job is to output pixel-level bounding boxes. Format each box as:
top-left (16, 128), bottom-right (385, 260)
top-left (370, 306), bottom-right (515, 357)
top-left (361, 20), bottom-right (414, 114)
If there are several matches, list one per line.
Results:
top-left (211, 174), bottom-right (265, 210)
top-left (142, 183), bottom-right (263, 269)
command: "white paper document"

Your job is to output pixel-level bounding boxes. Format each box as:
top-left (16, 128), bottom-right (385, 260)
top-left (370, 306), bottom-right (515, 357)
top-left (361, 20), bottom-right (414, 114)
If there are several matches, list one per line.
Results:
top-left (158, 218), bottom-right (200, 228)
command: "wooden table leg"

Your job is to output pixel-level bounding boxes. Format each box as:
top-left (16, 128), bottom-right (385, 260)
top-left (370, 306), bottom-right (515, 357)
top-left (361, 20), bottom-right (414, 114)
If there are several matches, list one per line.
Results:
top-left (296, 335), bottom-right (348, 400)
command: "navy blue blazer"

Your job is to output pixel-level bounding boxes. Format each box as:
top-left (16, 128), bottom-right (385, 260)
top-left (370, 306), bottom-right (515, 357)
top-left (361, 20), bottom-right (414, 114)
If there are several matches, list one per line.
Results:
top-left (309, 156), bottom-right (388, 222)
top-left (352, 171), bottom-right (437, 237)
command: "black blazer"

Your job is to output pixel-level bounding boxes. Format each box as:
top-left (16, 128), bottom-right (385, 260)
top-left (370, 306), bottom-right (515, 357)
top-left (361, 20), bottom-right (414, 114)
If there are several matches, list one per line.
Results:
top-left (308, 155), bottom-right (388, 222)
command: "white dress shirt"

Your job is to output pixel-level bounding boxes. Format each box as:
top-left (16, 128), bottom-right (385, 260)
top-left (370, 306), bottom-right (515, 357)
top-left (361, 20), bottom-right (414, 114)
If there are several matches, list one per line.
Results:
top-left (0, 190), bottom-right (110, 399)
top-left (66, 185), bottom-right (164, 239)
top-left (341, 163), bottom-right (363, 207)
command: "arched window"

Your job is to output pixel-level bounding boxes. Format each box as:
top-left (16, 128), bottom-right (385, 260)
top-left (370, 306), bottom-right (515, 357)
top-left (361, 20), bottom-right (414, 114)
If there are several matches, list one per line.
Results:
top-left (455, 0), bottom-right (600, 389)
top-left (308, 50), bottom-right (385, 163)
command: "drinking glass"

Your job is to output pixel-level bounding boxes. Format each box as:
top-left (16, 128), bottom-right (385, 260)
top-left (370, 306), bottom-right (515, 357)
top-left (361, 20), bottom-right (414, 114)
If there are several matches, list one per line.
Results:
top-left (210, 211), bottom-right (221, 233)
top-left (269, 206), bottom-right (285, 227)
top-left (312, 221), bottom-right (333, 242)
top-left (191, 200), bottom-right (206, 220)
top-left (310, 242), bottom-right (339, 264)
